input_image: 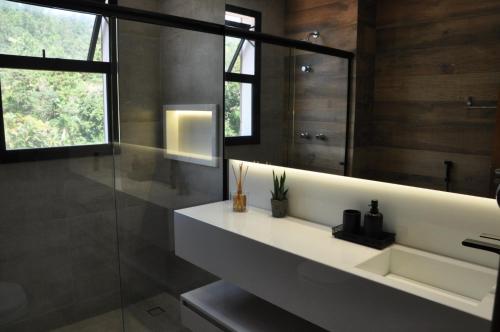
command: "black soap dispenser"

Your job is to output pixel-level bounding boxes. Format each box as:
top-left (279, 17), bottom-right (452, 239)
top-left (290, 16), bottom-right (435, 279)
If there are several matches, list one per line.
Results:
top-left (364, 200), bottom-right (383, 238)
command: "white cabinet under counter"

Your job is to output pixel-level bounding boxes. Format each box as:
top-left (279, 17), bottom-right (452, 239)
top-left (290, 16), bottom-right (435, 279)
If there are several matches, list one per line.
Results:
top-left (174, 201), bottom-right (493, 332)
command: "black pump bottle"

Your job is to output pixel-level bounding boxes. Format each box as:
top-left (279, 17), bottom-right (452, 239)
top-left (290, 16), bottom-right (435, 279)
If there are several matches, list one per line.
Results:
top-left (364, 200), bottom-right (383, 238)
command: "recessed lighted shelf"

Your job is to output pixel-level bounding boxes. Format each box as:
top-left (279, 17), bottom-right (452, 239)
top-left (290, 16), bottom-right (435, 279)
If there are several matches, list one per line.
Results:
top-left (163, 104), bottom-right (218, 167)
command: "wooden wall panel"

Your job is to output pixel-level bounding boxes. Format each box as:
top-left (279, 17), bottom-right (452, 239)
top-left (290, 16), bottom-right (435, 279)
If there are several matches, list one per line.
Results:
top-left (288, 144), bottom-right (346, 175)
top-left (286, 24), bottom-right (358, 51)
top-left (348, 0), bottom-right (377, 176)
top-left (285, 0), bottom-right (358, 34)
top-left (368, 0), bottom-right (500, 197)
top-left (492, 92), bottom-right (500, 195)
top-left (377, 14), bottom-right (500, 52)
top-left (375, 44), bottom-right (500, 77)
top-left (375, 73), bottom-right (500, 102)
top-left (371, 121), bottom-right (494, 155)
top-left (362, 146), bottom-right (491, 197)
top-left (285, 0), bottom-right (377, 176)
top-left (377, 0), bottom-right (500, 27)
top-left (285, 0), bottom-right (358, 175)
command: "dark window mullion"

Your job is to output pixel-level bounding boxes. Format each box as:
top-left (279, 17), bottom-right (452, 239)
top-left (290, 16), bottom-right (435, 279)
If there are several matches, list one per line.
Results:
top-left (225, 20), bottom-right (252, 30)
top-left (108, 14), bottom-right (119, 144)
top-left (227, 38), bottom-right (245, 73)
top-left (225, 72), bottom-right (257, 84)
top-left (0, 79), bottom-right (6, 152)
top-left (88, 15), bottom-right (103, 61)
top-left (0, 144), bottom-right (113, 163)
top-left (0, 54), bottom-right (111, 74)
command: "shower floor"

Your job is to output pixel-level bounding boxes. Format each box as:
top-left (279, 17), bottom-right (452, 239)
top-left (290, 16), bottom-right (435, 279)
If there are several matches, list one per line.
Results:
top-left (52, 293), bottom-right (188, 332)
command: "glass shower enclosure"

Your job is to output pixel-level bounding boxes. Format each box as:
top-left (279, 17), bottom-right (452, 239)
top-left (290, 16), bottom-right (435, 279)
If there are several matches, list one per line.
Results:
top-left (0, 1), bottom-right (352, 331)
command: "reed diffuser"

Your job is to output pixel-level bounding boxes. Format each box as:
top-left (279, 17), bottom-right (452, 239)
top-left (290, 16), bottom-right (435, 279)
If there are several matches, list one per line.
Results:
top-left (232, 162), bottom-right (249, 212)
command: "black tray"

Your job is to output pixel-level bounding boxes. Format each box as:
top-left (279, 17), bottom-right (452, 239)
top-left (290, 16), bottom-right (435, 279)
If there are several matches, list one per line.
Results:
top-left (332, 224), bottom-right (395, 250)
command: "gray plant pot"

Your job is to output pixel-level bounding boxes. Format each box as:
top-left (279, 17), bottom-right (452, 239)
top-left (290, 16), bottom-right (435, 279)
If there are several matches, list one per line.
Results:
top-left (271, 199), bottom-right (288, 218)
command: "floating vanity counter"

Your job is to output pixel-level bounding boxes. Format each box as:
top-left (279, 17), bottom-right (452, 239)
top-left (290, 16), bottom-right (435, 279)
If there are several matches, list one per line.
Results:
top-left (174, 201), bottom-right (495, 332)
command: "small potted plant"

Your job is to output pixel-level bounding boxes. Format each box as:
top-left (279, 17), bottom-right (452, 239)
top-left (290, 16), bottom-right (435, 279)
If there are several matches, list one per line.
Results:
top-left (271, 170), bottom-right (288, 218)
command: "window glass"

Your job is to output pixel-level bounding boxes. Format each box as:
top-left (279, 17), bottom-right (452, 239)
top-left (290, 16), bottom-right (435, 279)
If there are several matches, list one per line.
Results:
top-left (225, 81), bottom-right (252, 137)
top-left (226, 11), bottom-right (255, 28)
top-left (225, 11), bottom-right (256, 75)
top-left (0, 1), bottom-right (106, 61)
top-left (0, 69), bottom-right (107, 150)
top-left (225, 37), bottom-right (255, 75)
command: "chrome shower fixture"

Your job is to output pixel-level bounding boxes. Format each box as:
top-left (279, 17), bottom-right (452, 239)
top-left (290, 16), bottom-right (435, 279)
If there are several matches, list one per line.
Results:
top-left (300, 65), bottom-right (313, 73)
top-left (305, 30), bottom-right (320, 41)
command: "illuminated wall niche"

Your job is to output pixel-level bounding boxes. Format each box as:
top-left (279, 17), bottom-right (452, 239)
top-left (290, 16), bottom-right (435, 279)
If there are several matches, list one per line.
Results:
top-left (163, 104), bottom-right (218, 167)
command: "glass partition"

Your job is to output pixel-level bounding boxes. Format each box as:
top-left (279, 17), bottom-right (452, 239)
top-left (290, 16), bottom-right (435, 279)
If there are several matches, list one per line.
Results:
top-left (224, 43), bottom-right (351, 176)
top-left (0, 0), bottom-right (121, 330)
top-left (115, 17), bottom-right (223, 332)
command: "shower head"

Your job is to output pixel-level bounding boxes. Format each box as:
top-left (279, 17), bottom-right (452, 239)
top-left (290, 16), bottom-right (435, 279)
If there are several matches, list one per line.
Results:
top-left (305, 31), bottom-right (320, 42)
top-left (300, 65), bottom-right (313, 73)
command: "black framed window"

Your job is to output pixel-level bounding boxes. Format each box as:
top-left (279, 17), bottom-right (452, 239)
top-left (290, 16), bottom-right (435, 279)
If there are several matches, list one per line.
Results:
top-left (0, 0), bottom-right (115, 162)
top-left (224, 5), bottom-right (261, 145)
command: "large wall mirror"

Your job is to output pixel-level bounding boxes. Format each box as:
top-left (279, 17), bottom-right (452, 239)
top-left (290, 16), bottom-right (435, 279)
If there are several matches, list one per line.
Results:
top-left (223, 0), bottom-right (500, 199)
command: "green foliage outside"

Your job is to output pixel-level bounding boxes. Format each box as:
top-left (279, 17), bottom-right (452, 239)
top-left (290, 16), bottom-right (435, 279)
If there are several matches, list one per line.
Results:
top-left (224, 37), bottom-right (243, 137)
top-left (0, 2), bottom-right (106, 150)
top-left (224, 81), bottom-right (241, 137)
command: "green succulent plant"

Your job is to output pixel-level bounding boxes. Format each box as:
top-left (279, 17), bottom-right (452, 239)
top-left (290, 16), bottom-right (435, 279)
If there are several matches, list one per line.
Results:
top-left (271, 170), bottom-right (288, 201)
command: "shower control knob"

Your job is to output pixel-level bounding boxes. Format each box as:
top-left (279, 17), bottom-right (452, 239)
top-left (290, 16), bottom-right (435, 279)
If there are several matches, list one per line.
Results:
top-left (299, 132), bottom-right (311, 139)
top-left (315, 133), bottom-right (327, 140)
top-left (300, 65), bottom-right (313, 73)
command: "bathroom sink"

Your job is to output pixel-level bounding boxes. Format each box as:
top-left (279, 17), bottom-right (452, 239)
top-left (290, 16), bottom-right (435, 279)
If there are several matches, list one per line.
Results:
top-left (357, 245), bottom-right (497, 304)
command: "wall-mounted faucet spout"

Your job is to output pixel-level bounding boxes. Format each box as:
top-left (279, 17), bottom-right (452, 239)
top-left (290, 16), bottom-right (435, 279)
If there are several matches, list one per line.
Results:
top-left (462, 174), bottom-right (500, 331)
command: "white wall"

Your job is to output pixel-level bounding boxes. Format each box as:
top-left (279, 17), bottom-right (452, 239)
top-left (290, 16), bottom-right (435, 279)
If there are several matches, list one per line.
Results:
top-left (228, 159), bottom-right (500, 269)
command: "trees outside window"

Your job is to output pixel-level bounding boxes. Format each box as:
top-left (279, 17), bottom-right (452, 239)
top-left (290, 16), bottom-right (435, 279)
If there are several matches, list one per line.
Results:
top-left (0, 1), bottom-right (113, 160)
top-left (224, 5), bottom-right (261, 145)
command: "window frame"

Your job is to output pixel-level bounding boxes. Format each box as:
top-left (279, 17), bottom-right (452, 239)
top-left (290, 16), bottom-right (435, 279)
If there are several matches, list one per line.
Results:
top-left (224, 4), bottom-right (261, 146)
top-left (0, 1), bottom-right (117, 163)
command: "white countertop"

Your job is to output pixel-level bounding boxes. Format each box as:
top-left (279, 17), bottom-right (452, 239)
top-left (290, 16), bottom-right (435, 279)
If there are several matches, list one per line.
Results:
top-left (176, 201), bottom-right (496, 320)
top-left (177, 200), bottom-right (380, 269)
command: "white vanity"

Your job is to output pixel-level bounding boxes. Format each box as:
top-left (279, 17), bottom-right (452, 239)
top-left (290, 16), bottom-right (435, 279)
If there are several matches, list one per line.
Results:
top-left (174, 201), bottom-right (495, 332)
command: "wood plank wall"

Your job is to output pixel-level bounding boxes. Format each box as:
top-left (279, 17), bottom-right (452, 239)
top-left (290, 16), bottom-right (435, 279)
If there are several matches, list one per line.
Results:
top-left (285, 0), bottom-right (361, 175)
top-left (364, 0), bottom-right (500, 197)
top-left (492, 91), bottom-right (500, 195)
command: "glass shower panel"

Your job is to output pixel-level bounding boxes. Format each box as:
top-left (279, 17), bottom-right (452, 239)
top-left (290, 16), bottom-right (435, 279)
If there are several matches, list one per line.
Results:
top-left (288, 50), bottom-right (350, 175)
top-left (0, 1), bottom-right (122, 331)
top-left (223, 42), bottom-right (350, 177)
top-left (115, 17), bottom-right (223, 331)
top-left (0, 155), bottom-right (122, 331)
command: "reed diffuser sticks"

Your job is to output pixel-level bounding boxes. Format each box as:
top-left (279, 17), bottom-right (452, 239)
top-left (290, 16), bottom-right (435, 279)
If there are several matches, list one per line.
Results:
top-left (232, 162), bottom-right (249, 212)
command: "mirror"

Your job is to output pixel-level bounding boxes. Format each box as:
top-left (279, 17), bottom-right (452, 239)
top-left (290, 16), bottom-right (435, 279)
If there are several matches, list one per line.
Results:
top-left (223, 0), bottom-right (500, 199)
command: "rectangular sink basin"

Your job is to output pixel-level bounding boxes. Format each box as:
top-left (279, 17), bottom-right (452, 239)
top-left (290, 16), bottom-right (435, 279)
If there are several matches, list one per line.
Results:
top-left (357, 245), bottom-right (497, 304)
